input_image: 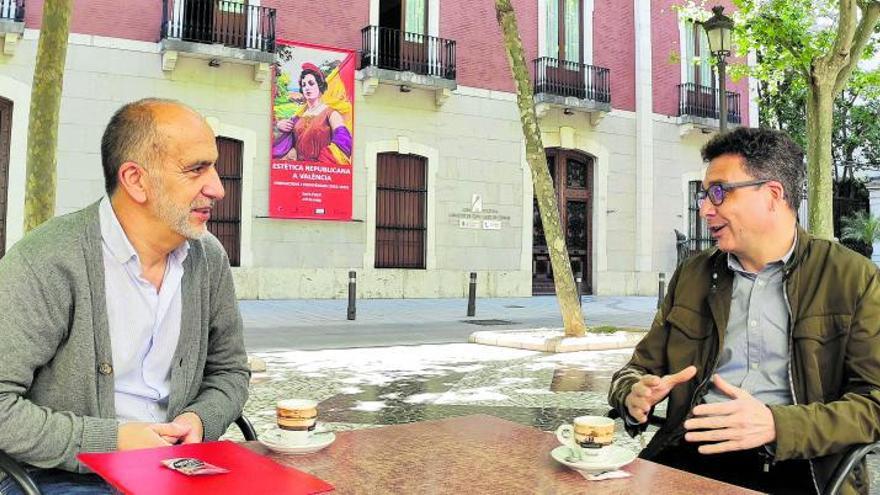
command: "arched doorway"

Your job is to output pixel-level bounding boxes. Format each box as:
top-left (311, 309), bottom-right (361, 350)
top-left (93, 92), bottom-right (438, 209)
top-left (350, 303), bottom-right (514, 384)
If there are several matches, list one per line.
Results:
top-left (532, 148), bottom-right (593, 295)
top-left (0, 97), bottom-right (10, 259)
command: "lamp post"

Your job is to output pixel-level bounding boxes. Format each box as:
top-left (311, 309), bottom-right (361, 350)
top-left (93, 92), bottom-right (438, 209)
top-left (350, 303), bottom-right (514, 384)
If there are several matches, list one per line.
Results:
top-left (702, 5), bottom-right (734, 133)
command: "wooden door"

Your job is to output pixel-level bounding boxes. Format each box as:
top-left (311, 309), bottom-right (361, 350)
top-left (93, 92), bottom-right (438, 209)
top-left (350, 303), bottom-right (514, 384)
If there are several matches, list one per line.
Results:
top-left (183, 0), bottom-right (215, 44)
top-left (546, 0), bottom-right (585, 98)
top-left (532, 149), bottom-right (593, 295)
top-left (214, 0), bottom-right (248, 49)
top-left (399, 0), bottom-right (428, 74)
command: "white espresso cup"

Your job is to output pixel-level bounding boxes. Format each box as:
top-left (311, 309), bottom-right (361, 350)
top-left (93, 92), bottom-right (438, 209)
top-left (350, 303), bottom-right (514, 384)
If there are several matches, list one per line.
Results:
top-left (555, 415), bottom-right (615, 460)
top-left (276, 399), bottom-right (318, 446)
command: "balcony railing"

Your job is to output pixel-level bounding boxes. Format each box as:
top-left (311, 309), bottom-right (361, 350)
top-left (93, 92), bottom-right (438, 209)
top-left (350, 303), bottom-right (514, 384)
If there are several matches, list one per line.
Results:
top-left (533, 57), bottom-right (611, 103)
top-left (678, 83), bottom-right (741, 124)
top-left (162, 0), bottom-right (276, 53)
top-left (0, 0), bottom-right (24, 22)
top-left (360, 26), bottom-right (456, 80)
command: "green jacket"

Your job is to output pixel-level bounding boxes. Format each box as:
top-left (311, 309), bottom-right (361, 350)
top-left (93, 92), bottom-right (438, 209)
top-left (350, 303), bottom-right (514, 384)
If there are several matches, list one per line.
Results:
top-left (608, 227), bottom-right (880, 495)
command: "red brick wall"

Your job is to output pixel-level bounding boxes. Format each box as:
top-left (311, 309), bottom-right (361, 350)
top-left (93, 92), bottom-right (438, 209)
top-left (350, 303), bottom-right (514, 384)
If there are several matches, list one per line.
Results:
top-left (651, 0), bottom-right (750, 123)
top-left (265, 0), bottom-right (367, 51)
top-left (651, 1), bottom-right (681, 116)
top-left (25, 0), bottom-right (162, 42)
top-left (441, 0), bottom-right (537, 93)
top-left (593, 0), bottom-right (635, 111)
top-left (22, 0), bottom-right (750, 120)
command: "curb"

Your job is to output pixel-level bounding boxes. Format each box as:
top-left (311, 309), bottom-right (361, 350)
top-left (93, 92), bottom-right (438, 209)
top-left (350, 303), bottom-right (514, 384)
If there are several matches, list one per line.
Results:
top-left (468, 328), bottom-right (646, 353)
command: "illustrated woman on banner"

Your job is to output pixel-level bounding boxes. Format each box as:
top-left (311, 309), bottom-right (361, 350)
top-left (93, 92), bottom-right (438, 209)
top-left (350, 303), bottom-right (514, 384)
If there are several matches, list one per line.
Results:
top-left (272, 62), bottom-right (353, 164)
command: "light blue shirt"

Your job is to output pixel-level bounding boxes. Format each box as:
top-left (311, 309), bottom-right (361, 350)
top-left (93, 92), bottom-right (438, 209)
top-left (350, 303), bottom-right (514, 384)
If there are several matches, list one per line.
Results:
top-left (704, 236), bottom-right (797, 406)
top-left (99, 197), bottom-right (188, 423)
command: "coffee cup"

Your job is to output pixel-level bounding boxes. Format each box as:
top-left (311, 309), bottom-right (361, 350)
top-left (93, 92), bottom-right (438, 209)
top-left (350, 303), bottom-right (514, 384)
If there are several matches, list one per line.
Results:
top-left (555, 415), bottom-right (615, 460)
top-left (276, 399), bottom-right (318, 446)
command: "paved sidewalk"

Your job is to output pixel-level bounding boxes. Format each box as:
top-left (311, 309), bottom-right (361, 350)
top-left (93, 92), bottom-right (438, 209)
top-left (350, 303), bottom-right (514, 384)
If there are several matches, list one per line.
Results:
top-left (240, 295), bottom-right (658, 351)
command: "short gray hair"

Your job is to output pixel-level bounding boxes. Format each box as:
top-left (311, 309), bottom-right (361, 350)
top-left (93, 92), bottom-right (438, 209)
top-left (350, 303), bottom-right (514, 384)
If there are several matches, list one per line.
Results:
top-left (100, 98), bottom-right (183, 195)
top-left (701, 127), bottom-right (805, 211)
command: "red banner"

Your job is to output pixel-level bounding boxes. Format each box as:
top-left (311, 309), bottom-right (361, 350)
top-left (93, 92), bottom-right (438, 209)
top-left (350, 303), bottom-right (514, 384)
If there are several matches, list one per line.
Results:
top-left (270, 40), bottom-right (355, 220)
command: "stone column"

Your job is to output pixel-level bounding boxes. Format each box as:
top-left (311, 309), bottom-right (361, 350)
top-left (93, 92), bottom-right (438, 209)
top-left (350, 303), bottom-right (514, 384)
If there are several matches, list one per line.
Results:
top-left (634, 0), bottom-right (653, 274)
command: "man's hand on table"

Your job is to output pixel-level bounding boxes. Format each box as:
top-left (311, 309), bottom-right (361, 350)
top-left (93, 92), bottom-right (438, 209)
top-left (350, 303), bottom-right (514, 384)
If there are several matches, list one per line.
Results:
top-left (684, 374), bottom-right (776, 454)
top-left (117, 422), bottom-right (192, 450)
top-left (171, 412), bottom-right (204, 444)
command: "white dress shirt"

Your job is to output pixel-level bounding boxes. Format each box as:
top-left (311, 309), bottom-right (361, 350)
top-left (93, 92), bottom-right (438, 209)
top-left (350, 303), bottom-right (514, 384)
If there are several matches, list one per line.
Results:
top-left (99, 197), bottom-right (188, 422)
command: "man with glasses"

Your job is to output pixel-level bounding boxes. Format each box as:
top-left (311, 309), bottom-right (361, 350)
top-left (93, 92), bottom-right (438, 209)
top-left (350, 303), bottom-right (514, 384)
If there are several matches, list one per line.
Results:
top-left (608, 127), bottom-right (880, 494)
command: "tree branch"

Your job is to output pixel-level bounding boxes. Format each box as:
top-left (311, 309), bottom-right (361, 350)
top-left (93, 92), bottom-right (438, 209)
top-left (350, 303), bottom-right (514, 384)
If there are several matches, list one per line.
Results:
top-left (833, 2), bottom-right (880, 93)
top-left (824, 0), bottom-right (860, 68)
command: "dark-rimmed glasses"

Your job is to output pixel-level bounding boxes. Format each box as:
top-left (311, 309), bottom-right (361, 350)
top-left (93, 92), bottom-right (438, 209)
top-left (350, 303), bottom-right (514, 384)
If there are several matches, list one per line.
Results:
top-left (696, 179), bottom-right (769, 207)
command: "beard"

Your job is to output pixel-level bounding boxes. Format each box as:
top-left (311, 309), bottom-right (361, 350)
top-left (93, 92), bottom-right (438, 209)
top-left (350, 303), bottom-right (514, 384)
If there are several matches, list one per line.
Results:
top-left (148, 173), bottom-right (214, 240)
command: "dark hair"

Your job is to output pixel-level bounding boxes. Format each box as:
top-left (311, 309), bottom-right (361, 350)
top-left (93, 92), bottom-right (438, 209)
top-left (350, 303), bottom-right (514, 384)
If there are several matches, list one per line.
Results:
top-left (701, 127), bottom-right (805, 211)
top-left (100, 98), bottom-right (179, 195)
top-left (299, 68), bottom-right (327, 94)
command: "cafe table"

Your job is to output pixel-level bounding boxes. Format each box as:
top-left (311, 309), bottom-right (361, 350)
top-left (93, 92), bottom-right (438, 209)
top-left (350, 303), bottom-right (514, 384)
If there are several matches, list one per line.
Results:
top-left (245, 414), bottom-right (761, 494)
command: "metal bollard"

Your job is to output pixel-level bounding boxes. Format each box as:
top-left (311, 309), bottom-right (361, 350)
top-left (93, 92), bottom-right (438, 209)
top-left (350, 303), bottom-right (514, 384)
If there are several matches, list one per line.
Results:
top-left (657, 272), bottom-right (666, 309)
top-left (347, 271), bottom-right (357, 320)
top-left (576, 276), bottom-right (582, 307)
top-left (467, 272), bottom-right (477, 317)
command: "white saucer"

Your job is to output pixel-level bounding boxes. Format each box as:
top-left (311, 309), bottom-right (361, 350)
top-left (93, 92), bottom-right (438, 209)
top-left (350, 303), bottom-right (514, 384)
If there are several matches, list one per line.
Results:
top-left (550, 445), bottom-right (636, 475)
top-left (259, 429), bottom-right (336, 455)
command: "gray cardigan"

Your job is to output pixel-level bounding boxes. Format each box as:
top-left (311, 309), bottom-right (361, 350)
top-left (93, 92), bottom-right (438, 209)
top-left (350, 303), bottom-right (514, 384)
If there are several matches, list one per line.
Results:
top-left (0, 202), bottom-right (250, 473)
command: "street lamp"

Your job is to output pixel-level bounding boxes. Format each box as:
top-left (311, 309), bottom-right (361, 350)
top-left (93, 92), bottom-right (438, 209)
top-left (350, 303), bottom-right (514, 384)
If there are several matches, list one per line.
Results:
top-left (702, 5), bottom-right (734, 133)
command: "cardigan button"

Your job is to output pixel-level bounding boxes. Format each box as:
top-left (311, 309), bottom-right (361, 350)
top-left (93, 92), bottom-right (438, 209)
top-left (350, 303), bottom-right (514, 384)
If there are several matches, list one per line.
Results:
top-left (98, 363), bottom-right (113, 375)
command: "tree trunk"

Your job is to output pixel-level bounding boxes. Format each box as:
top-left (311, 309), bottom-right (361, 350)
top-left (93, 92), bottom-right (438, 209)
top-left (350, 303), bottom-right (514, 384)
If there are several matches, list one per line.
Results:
top-left (494, 0), bottom-right (587, 337)
top-left (805, 82), bottom-right (835, 240)
top-left (24, 0), bottom-right (73, 232)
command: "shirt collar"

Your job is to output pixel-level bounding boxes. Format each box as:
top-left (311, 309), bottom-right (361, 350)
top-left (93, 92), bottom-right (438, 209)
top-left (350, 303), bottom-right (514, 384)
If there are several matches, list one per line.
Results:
top-left (99, 196), bottom-right (190, 265)
top-left (727, 229), bottom-right (798, 275)
top-left (99, 196), bottom-right (138, 264)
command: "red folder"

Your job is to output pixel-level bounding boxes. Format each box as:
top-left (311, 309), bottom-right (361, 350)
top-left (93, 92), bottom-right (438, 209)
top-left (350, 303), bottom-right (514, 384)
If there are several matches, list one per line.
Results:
top-left (77, 441), bottom-right (334, 495)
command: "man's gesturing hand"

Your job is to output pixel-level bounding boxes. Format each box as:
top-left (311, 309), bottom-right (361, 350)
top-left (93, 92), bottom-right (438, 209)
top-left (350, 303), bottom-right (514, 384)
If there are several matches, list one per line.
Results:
top-left (684, 374), bottom-right (776, 454)
top-left (624, 365), bottom-right (698, 423)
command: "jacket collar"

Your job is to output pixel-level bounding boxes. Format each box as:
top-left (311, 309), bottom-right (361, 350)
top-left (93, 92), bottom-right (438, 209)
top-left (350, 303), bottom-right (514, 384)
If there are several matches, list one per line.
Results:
top-left (707, 223), bottom-right (809, 279)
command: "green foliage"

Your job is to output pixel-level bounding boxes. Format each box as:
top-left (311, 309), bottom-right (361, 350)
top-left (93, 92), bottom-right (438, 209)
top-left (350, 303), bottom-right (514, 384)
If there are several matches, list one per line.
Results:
top-left (833, 70), bottom-right (880, 172)
top-left (839, 210), bottom-right (880, 245)
top-left (678, 0), bottom-right (880, 239)
top-left (759, 67), bottom-right (880, 176)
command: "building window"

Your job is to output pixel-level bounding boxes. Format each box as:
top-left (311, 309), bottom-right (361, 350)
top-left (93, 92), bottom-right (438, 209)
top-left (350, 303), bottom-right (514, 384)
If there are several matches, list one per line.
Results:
top-left (375, 152), bottom-right (427, 269)
top-left (219, 0), bottom-right (246, 13)
top-left (404, 0), bottom-right (426, 35)
top-left (207, 137), bottom-right (243, 267)
top-left (687, 180), bottom-right (714, 256)
top-left (546, 0), bottom-right (582, 63)
top-left (684, 21), bottom-right (713, 87)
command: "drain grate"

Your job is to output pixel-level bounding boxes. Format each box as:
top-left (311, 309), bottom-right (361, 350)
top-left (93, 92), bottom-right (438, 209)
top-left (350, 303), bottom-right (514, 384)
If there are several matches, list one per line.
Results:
top-left (462, 319), bottom-right (518, 326)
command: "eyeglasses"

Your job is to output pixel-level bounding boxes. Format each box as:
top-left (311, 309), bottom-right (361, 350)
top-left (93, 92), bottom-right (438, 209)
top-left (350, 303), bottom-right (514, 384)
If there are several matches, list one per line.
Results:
top-left (696, 179), bottom-right (769, 207)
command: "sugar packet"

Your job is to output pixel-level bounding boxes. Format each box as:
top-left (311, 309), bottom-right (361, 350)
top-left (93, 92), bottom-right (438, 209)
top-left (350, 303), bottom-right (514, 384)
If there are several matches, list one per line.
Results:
top-left (161, 457), bottom-right (229, 476)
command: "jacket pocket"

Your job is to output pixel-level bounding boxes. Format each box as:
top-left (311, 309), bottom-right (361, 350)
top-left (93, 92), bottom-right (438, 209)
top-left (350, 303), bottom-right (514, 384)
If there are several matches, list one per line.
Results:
top-left (792, 314), bottom-right (850, 343)
top-left (666, 306), bottom-right (712, 340)
top-left (792, 314), bottom-right (850, 402)
top-left (665, 306), bottom-right (713, 385)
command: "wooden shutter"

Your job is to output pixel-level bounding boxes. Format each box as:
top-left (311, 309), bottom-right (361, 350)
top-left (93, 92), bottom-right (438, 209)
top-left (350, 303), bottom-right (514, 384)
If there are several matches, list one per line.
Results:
top-left (208, 137), bottom-right (243, 266)
top-left (375, 153), bottom-right (427, 269)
